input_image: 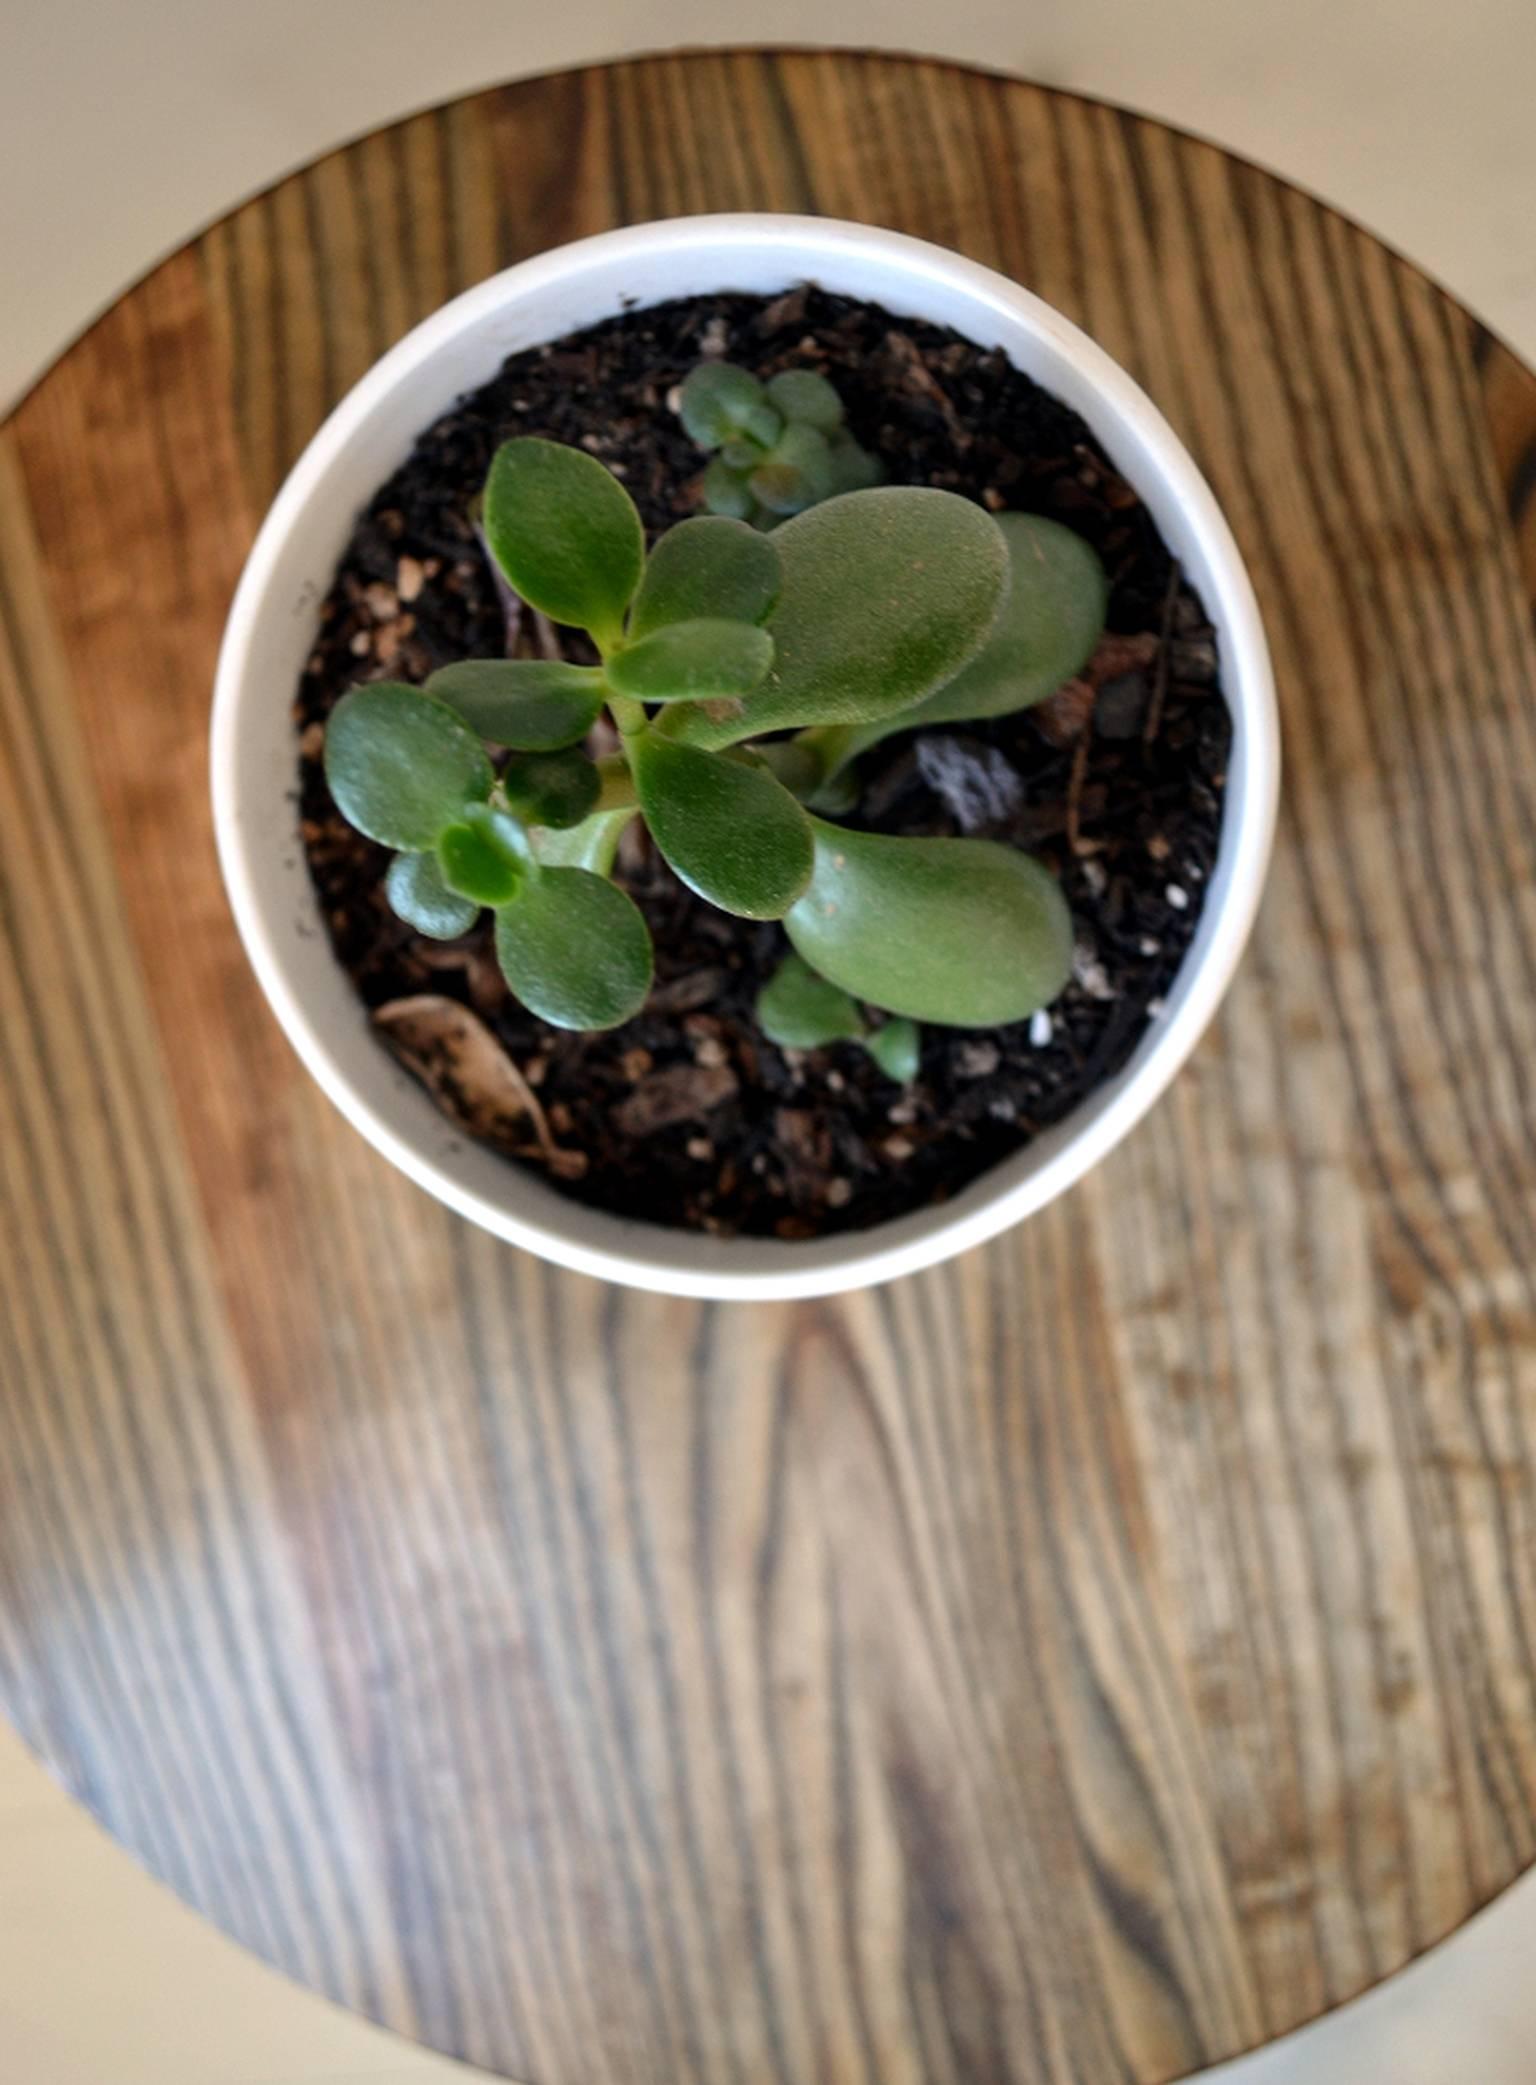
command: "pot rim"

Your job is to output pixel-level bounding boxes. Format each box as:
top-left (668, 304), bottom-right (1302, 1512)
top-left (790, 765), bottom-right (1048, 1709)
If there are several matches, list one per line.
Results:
top-left (211, 212), bottom-right (1279, 1299)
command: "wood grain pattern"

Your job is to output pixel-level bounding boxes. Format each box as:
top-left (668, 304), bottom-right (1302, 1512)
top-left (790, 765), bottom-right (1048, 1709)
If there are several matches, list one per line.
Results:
top-left (2, 50), bottom-right (1535, 2085)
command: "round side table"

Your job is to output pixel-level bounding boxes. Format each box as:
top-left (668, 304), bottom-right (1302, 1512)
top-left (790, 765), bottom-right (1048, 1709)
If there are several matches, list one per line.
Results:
top-left (2, 49), bottom-right (1534, 2085)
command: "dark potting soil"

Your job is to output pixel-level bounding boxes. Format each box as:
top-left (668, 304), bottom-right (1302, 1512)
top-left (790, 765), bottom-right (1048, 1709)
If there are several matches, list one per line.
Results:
top-left (295, 287), bottom-right (1230, 1239)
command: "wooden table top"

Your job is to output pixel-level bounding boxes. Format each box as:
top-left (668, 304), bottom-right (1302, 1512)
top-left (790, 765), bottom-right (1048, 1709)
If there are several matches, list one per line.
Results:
top-left (2, 48), bottom-right (1535, 2085)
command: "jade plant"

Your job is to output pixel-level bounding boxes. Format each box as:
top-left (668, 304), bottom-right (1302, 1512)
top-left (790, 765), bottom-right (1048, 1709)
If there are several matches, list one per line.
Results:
top-left (323, 430), bottom-right (1108, 1040)
top-left (679, 361), bottom-right (882, 527)
top-left (756, 953), bottom-right (921, 1082)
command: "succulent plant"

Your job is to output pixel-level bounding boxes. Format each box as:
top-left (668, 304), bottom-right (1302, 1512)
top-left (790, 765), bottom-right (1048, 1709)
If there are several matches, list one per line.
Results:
top-left (678, 361), bottom-right (883, 527)
top-left (755, 952), bottom-right (921, 1082)
top-left (323, 430), bottom-right (1108, 1039)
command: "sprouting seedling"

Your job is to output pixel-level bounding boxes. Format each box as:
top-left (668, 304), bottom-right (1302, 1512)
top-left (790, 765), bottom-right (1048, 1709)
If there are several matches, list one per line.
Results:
top-left (678, 361), bottom-right (883, 528)
top-left (324, 431), bottom-right (1108, 1039)
top-left (756, 952), bottom-right (921, 1083)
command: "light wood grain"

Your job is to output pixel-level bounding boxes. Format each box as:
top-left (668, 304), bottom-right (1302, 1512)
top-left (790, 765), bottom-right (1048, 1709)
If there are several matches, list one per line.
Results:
top-left (1, 50), bottom-right (1534, 2085)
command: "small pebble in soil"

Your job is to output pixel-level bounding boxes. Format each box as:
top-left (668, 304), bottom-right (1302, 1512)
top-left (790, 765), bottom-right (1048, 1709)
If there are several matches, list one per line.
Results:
top-left (1072, 947), bottom-right (1117, 1001)
top-left (913, 734), bottom-right (1025, 833)
top-left (955, 1040), bottom-right (1000, 1078)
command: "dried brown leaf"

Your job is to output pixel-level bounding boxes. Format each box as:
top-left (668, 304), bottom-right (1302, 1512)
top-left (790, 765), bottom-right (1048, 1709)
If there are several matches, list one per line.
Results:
top-left (374, 995), bottom-right (586, 1177)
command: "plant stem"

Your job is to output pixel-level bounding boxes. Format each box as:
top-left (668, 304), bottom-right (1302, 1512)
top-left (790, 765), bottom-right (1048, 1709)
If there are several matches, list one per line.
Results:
top-left (606, 693), bottom-right (647, 738)
top-left (790, 723), bottom-right (866, 785)
top-left (592, 755), bottom-right (638, 812)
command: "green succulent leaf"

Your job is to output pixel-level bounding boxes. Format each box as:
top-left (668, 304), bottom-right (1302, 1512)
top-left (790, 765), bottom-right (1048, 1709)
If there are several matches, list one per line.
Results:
top-left (786, 819), bottom-right (1073, 1025)
top-left (899, 512), bottom-right (1108, 728)
top-left (498, 748), bottom-right (602, 830)
top-left (384, 851), bottom-right (481, 939)
top-left (482, 437), bottom-right (644, 648)
top-left (324, 681), bottom-right (493, 849)
top-left (436, 804), bottom-right (530, 906)
top-left (608, 619), bottom-right (774, 703)
top-left (678, 362), bottom-right (766, 447)
top-left (671, 487), bottom-right (1009, 745)
top-left (865, 1018), bottom-right (921, 1084)
top-left (701, 456), bottom-right (756, 520)
top-left (825, 429), bottom-right (885, 495)
top-left (793, 514), bottom-right (1109, 786)
top-left (494, 867), bottom-right (653, 1030)
top-left (740, 401), bottom-right (784, 450)
top-left (750, 422), bottom-right (834, 517)
top-left (426, 658), bottom-right (604, 749)
top-left (755, 952), bottom-right (866, 1049)
top-left (534, 803), bottom-right (639, 875)
top-left (630, 731), bottom-right (814, 920)
top-left (747, 737), bottom-right (825, 797)
top-left (765, 368), bottom-right (844, 432)
top-left (628, 516), bottom-right (781, 638)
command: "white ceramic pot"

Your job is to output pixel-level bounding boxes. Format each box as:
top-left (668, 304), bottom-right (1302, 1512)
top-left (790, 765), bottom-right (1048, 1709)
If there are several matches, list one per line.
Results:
top-left (212, 214), bottom-right (1278, 1300)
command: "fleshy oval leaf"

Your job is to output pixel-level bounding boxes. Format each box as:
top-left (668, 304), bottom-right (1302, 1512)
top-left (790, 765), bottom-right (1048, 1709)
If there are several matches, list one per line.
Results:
top-left (679, 363), bottom-right (765, 447)
top-left (498, 749), bottom-right (602, 831)
top-left (901, 513), bottom-right (1108, 727)
top-left (493, 868), bottom-right (653, 1031)
top-left (608, 619), bottom-right (774, 703)
top-left (630, 732), bottom-right (814, 920)
top-left (740, 400), bottom-right (784, 450)
top-left (825, 430), bottom-right (885, 495)
top-left (796, 514), bottom-right (1111, 787)
top-left (384, 851), bottom-right (480, 940)
top-left (785, 820), bottom-right (1073, 1025)
top-left (436, 805), bottom-right (529, 907)
top-left (865, 1018), bottom-right (921, 1084)
top-left (482, 437), bottom-right (643, 646)
top-left (755, 952), bottom-right (865, 1050)
top-left (673, 487), bottom-right (1008, 745)
top-left (324, 681), bottom-right (492, 850)
top-left (749, 423), bottom-right (834, 517)
top-left (628, 517), bottom-right (781, 638)
top-left (701, 456), bottom-right (756, 520)
top-left (765, 368), bottom-right (844, 432)
top-left (426, 659), bottom-right (604, 749)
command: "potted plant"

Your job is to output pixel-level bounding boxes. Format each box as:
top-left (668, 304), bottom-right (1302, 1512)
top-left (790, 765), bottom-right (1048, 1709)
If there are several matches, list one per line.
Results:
top-left (212, 215), bottom-right (1278, 1299)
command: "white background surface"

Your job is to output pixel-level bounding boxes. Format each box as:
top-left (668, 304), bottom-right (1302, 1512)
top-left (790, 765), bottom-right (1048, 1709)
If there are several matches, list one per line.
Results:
top-left (3, 7), bottom-right (1533, 2081)
top-left (6, 0), bottom-right (1536, 407)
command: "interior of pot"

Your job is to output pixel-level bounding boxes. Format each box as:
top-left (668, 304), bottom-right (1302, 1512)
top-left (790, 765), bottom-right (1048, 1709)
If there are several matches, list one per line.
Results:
top-left (212, 217), bottom-right (1276, 1298)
